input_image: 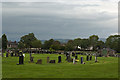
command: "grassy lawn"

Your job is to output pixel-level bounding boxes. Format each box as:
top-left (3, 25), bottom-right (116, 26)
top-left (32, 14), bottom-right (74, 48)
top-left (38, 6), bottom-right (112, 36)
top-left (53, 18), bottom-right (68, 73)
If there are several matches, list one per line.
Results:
top-left (2, 53), bottom-right (118, 78)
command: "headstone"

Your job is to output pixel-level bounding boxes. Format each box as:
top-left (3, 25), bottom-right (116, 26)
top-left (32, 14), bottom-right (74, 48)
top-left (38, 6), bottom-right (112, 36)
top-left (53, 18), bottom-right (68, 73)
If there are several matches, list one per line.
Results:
top-left (73, 58), bottom-right (75, 64)
top-left (47, 57), bottom-right (50, 63)
top-left (23, 54), bottom-right (25, 57)
top-left (90, 56), bottom-right (92, 60)
top-left (81, 57), bottom-right (83, 64)
top-left (58, 56), bottom-right (61, 63)
top-left (6, 53), bottom-right (8, 57)
top-left (72, 53), bottom-right (75, 57)
top-left (95, 56), bottom-right (97, 62)
top-left (86, 55), bottom-right (89, 61)
top-left (49, 60), bottom-right (55, 63)
top-left (75, 55), bottom-right (78, 59)
top-left (11, 53), bottom-right (13, 57)
top-left (19, 55), bottom-right (24, 64)
top-left (30, 57), bottom-right (34, 63)
top-left (36, 59), bottom-right (42, 64)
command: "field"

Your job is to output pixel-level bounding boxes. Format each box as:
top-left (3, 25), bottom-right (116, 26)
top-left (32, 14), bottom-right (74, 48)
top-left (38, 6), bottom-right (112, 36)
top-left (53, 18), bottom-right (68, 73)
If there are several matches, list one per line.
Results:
top-left (2, 53), bottom-right (118, 78)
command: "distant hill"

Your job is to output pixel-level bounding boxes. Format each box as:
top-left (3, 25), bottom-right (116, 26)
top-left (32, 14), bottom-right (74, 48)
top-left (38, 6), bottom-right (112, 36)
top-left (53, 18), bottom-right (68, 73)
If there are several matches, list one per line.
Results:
top-left (41, 38), bottom-right (106, 44)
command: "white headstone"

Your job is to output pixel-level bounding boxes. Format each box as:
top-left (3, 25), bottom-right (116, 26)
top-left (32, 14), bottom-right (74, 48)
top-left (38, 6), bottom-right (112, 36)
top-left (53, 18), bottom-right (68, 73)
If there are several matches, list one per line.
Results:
top-left (73, 58), bottom-right (75, 64)
top-left (23, 54), bottom-right (25, 57)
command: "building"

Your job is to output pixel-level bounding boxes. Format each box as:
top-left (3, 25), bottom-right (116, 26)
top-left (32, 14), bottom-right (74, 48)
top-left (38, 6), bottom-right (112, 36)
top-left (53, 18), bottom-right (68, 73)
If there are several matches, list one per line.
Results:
top-left (7, 41), bottom-right (18, 49)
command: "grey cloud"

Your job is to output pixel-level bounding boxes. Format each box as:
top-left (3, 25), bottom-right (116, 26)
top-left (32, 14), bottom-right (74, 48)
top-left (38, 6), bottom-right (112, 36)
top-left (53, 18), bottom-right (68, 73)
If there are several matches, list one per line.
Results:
top-left (2, 2), bottom-right (118, 41)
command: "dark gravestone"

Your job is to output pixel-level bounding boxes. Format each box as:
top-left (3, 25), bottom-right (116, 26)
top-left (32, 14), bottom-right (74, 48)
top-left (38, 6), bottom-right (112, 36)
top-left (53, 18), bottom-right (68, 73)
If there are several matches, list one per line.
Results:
top-left (19, 55), bottom-right (24, 64)
top-left (47, 57), bottom-right (49, 63)
top-left (11, 53), bottom-right (13, 57)
top-left (36, 59), bottom-right (42, 64)
top-left (49, 60), bottom-right (55, 63)
top-left (86, 55), bottom-right (89, 61)
top-left (72, 53), bottom-right (75, 57)
top-left (81, 57), bottom-right (83, 64)
top-left (90, 56), bottom-right (92, 60)
top-left (6, 53), bottom-right (8, 57)
top-left (30, 57), bottom-right (34, 63)
top-left (58, 56), bottom-right (61, 63)
top-left (75, 56), bottom-right (78, 59)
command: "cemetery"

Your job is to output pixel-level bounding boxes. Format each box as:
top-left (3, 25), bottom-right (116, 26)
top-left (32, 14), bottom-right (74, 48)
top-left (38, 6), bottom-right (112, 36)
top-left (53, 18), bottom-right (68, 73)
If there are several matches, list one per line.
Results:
top-left (2, 51), bottom-right (118, 78)
top-left (1, 34), bottom-right (119, 78)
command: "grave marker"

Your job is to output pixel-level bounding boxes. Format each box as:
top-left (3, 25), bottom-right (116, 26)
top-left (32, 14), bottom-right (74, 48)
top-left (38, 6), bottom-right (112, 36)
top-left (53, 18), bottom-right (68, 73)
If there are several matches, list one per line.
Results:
top-left (81, 57), bottom-right (83, 64)
top-left (58, 56), bottom-right (61, 63)
top-left (36, 59), bottom-right (42, 64)
top-left (86, 55), bottom-right (89, 61)
top-left (47, 57), bottom-right (50, 63)
top-left (95, 56), bottom-right (97, 62)
top-left (90, 56), bottom-right (92, 60)
top-left (49, 60), bottom-right (55, 63)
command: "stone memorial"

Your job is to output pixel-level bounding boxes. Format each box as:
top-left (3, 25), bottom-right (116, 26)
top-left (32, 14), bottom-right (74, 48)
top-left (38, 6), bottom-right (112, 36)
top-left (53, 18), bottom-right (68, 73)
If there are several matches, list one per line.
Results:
top-left (49, 60), bottom-right (55, 63)
top-left (90, 56), bottom-right (92, 60)
top-left (95, 56), bottom-right (97, 62)
top-left (47, 57), bottom-right (50, 63)
top-left (29, 57), bottom-right (34, 63)
top-left (11, 53), bottom-right (13, 57)
top-left (58, 56), bottom-right (61, 63)
top-left (72, 53), bottom-right (75, 57)
top-left (75, 55), bottom-right (78, 59)
top-left (6, 53), bottom-right (8, 57)
top-left (19, 55), bottom-right (24, 64)
top-left (73, 58), bottom-right (75, 64)
top-left (36, 59), bottom-right (42, 64)
top-left (86, 55), bottom-right (89, 61)
top-left (81, 57), bottom-right (83, 64)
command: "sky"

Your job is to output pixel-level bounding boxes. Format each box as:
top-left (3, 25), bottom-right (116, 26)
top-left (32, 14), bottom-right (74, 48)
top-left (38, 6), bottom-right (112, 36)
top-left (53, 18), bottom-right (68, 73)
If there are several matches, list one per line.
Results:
top-left (2, 0), bottom-right (119, 41)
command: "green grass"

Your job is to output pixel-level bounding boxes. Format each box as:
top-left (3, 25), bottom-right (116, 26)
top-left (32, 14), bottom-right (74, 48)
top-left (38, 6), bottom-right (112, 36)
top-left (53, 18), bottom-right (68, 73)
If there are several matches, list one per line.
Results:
top-left (2, 53), bottom-right (118, 78)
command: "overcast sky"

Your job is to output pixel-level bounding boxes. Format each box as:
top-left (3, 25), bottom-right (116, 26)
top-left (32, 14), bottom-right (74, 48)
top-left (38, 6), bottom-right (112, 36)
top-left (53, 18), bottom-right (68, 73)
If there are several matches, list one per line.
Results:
top-left (2, 0), bottom-right (119, 41)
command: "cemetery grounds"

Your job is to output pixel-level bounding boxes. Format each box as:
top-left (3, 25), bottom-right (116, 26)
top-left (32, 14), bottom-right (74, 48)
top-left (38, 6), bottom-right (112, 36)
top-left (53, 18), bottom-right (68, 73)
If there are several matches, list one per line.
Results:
top-left (2, 53), bottom-right (118, 78)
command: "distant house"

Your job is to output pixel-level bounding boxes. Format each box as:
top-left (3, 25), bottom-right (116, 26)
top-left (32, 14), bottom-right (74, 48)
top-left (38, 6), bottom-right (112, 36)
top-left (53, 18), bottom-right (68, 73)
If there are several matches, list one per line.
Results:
top-left (7, 41), bottom-right (18, 49)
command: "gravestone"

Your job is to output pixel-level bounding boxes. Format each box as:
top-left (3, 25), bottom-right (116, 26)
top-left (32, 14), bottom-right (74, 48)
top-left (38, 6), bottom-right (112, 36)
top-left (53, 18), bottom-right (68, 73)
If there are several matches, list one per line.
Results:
top-left (75, 55), bottom-right (78, 59)
top-left (49, 60), bottom-right (55, 63)
top-left (81, 57), bottom-right (83, 64)
top-left (29, 57), bottom-right (34, 63)
top-left (47, 57), bottom-right (50, 63)
top-left (36, 59), bottom-right (42, 64)
top-left (19, 55), bottom-right (24, 64)
top-left (6, 53), bottom-right (8, 57)
top-left (90, 56), bottom-right (92, 60)
top-left (58, 56), bottom-right (61, 63)
top-left (73, 58), bottom-right (75, 64)
top-left (11, 53), bottom-right (13, 57)
top-left (72, 53), bottom-right (75, 57)
top-left (95, 56), bottom-right (97, 62)
top-left (86, 55), bottom-right (89, 61)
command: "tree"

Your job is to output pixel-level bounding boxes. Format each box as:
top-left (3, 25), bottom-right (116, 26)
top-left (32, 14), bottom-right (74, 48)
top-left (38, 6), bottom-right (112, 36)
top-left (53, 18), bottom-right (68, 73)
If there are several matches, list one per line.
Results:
top-left (89, 35), bottom-right (99, 50)
top-left (73, 38), bottom-right (81, 46)
top-left (80, 39), bottom-right (90, 50)
top-left (96, 41), bottom-right (105, 49)
top-left (65, 40), bottom-right (75, 51)
top-left (19, 33), bottom-right (37, 48)
top-left (105, 35), bottom-right (120, 52)
top-left (43, 39), bottom-right (54, 49)
top-left (2, 34), bottom-right (8, 50)
top-left (18, 41), bottom-right (25, 49)
top-left (50, 41), bottom-right (61, 50)
top-left (31, 40), bottom-right (42, 48)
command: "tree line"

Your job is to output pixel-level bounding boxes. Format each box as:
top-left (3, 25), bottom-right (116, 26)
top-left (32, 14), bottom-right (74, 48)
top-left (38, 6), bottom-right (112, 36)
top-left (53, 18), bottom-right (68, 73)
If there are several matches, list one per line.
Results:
top-left (1, 33), bottom-right (120, 53)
